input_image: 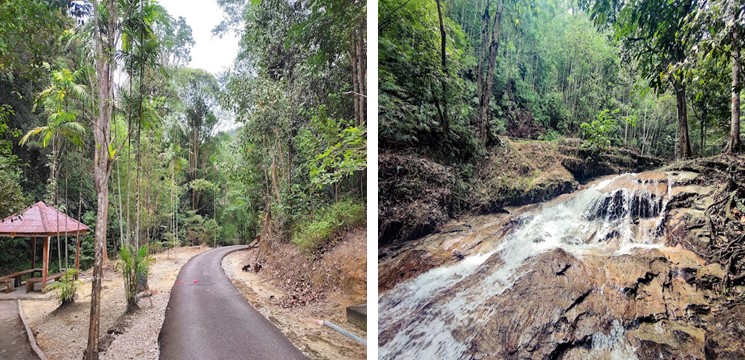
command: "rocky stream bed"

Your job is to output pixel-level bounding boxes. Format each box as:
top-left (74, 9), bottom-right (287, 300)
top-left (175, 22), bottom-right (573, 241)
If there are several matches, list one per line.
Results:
top-left (379, 155), bottom-right (745, 359)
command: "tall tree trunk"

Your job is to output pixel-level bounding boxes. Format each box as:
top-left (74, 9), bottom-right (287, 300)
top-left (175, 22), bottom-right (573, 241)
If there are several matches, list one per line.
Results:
top-left (135, 19), bottom-right (146, 248)
top-left (350, 22), bottom-right (366, 126)
top-left (125, 45), bottom-right (134, 249)
top-left (436, 0), bottom-right (449, 133)
top-left (357, 22), bottom-right (366, 125)
top-left (479, 0), bottom-right (504, 145)
top-left (135, 91), bottom-right (143, 246)
top-left (702, 106), bottom-right (707, 155)
top-left (116, 161), bottom-right (124, 247)
top-left (674, 79), bottom-right (692, 159)
top-left (85, 0), bottom-right (115, 358)
top-left (53, 136), bottom-right (62, 271)
top-left (65, 177), bottom-right (69, 269)
top-left (727, 5), bottom-right (741, 153)
top-left (351, 31), bottom-right (360, 126)
top-left (477, 3), bottom-right (490, 131)
top-left (192, 127), bottom-right (199, 211)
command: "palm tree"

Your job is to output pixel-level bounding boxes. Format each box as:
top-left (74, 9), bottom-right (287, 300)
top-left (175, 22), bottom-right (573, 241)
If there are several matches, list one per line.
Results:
top-left (21, 68), bottom-right (88, 271)
top-left (118, 0), bottom-right (166, 249)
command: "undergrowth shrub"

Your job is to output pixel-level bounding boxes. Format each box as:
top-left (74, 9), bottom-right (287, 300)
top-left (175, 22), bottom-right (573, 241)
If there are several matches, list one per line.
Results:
top-left (292, 199), bottom-right (365, 251)
top-left (46, 269), bottom-right (81, 306)
top-left (120, 244), bottom-right (153, 313)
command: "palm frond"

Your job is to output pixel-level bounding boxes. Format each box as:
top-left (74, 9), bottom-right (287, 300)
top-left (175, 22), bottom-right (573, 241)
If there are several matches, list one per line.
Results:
top-left (19, 126), bottom-right (49, 146)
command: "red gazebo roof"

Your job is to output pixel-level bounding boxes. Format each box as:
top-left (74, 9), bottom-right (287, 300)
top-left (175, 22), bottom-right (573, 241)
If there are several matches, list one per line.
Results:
top-left (0, 201), bottom-right (89, 237)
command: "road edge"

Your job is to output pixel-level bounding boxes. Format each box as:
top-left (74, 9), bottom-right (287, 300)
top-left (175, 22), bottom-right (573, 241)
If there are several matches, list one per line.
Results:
top-left (17, 299), bottom-right (48, 360)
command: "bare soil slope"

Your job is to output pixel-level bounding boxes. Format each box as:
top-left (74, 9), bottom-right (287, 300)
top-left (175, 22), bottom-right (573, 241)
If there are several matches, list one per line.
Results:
top-left (224, 228), bottom-right (366, 359)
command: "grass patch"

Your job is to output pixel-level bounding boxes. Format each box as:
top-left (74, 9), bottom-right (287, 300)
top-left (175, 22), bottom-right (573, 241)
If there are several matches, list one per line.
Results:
top-left (292, 199), bottom-right (366, 251)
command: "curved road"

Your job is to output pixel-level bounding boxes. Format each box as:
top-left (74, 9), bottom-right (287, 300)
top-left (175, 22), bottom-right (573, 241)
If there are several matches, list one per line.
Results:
top-left (158, 245), bottom-right (307, 360)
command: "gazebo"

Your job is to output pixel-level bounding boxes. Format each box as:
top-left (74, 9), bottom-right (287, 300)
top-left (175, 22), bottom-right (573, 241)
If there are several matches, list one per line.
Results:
top-left (0, 201), bottom-right (89, 291)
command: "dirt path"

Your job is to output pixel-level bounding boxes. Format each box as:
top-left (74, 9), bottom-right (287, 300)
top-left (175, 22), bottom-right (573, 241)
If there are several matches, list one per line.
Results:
top-left (158, 246), bottom-right (306, 360)
top-left (0, 300), bottom-right (36, 360)
top-left (21, 246), bottom-right (209, 360)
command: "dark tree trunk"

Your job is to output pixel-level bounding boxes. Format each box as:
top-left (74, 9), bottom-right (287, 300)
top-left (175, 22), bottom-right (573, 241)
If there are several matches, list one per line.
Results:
top-left (135, 20), bottom-right (146, 248)
top-left (351, 29), bottom-right (360, 125)
top-left (350, 20), bottom-right (366, 127)
top-left (701, 106), bottom-right (707, 156)
top-left (357, 22), bottom-right (366, 125)
top-left (477, 3), bottom-right (490, 131)
top-left (435, 0), bottom-right (449, 133)
top-left (479, 0), bottom-right (504, 145)
top-left (674, 79), bottom-right (692, 159)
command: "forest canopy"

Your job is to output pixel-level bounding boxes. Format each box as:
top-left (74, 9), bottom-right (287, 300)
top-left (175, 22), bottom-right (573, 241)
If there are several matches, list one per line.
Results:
top-left (379, 0), bottom-right (743, 160)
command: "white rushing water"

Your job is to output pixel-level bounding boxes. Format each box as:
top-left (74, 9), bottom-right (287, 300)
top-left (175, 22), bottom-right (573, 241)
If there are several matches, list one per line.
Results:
top-left (379, 172), bottom-right (689, 359)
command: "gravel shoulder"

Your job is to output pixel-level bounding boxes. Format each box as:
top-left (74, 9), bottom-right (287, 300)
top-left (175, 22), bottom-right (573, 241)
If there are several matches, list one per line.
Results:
top-left (20, 246), bottom-right (209, 360)
top-left (223, 250), bottom-right (366, 359)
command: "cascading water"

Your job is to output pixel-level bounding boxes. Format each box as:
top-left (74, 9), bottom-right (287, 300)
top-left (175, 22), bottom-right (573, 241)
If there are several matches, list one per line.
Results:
top-left (378, 172), bottom-right (694, 359)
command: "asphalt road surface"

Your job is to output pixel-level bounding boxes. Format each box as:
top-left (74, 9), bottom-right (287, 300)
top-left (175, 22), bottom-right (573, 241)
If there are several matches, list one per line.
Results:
top-left (158, 245), bottom-right (307, 360)
top-left (0, 300), bottom-right (36, 360)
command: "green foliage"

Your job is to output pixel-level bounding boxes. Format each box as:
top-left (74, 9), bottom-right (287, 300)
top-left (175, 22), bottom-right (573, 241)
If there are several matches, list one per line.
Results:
top-left (297, 109), bottom-right (366, 189)
top-left (216, 0), bottom-right (367, 246)
top-left (580, 109), bottom-right (621, 152)
top-left (0, 157), bottom-right (27, 218)
top-left (46, 269), bottom-right (82, 306)
top-left (188, 178), bottom-right (218, 193)
top-left (379, 0), bottom-right (479, 161)
top-left (378, 0), bottom-right (724, 160)
top-left (119, 244), bottom-right (152, 311)
top-left (292, 199), bottom-right (365, 252)
top-left (182, 211), bottom-right (221, 246)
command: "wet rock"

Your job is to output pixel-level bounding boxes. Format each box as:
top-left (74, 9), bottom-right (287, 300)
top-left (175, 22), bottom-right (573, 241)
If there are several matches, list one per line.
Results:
top-left (380, 164), bottom-right (743, 360)
top-left (704, 304), bottom-right (745, 359)
top-left (440, 248), bottom-right (720, 359)
top-left (378, 250), bottom-right (448, 292)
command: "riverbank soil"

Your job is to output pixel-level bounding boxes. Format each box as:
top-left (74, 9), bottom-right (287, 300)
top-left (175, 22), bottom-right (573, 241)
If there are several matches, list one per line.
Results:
top-left (20, 245), bottom-right (208, 360)
top-left (378, 138), bottom-right (662, 247)
top-left (224, 228), bottom-right (366, 359)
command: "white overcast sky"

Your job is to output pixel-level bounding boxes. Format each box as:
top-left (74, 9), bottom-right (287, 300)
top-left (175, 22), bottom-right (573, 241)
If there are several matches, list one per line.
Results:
top-left (158, 0), bottom-right (240, 75)
top-left (158, 0), bottom-right (241, 131)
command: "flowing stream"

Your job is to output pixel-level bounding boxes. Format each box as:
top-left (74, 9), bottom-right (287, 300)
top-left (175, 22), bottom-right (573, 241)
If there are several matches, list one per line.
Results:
top-left (379, 172), bottom-right (695, 359)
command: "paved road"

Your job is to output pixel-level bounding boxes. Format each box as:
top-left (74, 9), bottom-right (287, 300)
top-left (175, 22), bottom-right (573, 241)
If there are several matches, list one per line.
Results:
top-left (0, 300), bottom-right (37, 359)
top-left (158, 246), bottom-right (307, 360)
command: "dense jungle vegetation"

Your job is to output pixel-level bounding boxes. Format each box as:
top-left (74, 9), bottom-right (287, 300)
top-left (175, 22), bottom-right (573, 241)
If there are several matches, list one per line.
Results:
top-left (378, 0), bottom-right (743, 246)
top-left (0, 0), bottom-right (365, 357)
top-left (379, 0), bottom-right (743, 160)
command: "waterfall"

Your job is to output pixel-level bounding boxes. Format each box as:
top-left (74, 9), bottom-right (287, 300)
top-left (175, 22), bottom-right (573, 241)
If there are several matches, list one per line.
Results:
top-left (379, 172), bottom-right (690, 359)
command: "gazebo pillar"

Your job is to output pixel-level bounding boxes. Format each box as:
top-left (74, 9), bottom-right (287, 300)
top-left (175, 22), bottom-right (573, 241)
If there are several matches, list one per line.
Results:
top-left (32, 237), bottom-right (37, 269)
top-left (42, 236), bottom-right (50, 291)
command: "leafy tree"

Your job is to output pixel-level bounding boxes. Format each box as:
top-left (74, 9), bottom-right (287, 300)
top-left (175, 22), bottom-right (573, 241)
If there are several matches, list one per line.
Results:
top-left (580, 108), bottom-right (625, 152)
top-left (686, 0), bottom-right (744, 153)
top-left (21, 67), bottom-right (88, 203)
top-left (217, 0), bottom-right (367, 246)
top-left (173, 68), bottom-right (220, 213)
top-left (379, 0), bottom-right (477, 160)
top-left (581, 0), bottom-right (697, 158)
